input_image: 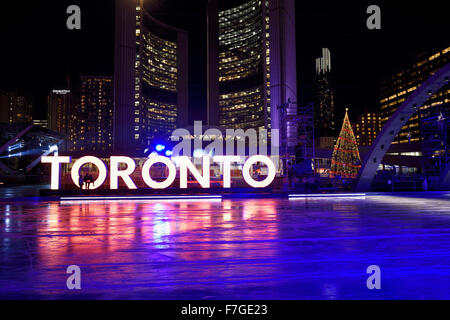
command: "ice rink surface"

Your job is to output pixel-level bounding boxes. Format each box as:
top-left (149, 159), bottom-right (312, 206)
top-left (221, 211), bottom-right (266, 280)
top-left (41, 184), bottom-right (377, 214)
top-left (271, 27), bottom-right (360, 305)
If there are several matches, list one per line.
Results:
top-left (1, 194), bottom-right (450, 299)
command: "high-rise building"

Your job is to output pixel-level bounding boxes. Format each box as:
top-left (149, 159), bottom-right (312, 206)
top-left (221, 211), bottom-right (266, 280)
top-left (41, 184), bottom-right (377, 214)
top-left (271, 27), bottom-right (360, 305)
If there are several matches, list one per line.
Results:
top-left (0, 92), bottom-right (33, 125)
top-left (47, 89), bottom-right (71, 133)
top-left (314, 48), bottom-right (336, 139)
top-left (0, 92), bottom-right (8, 123)
top-left (47, 89), bottom-right (71, 152)
top-left (114, 0), bottom-right (188, 155)
top-left (69, 76), bottom-right (114, 154)
top-left (354, 112), bottom-right (382, 146)
top-left (380, 47), bottom-right (449, 145)
top-left (32, 119), bottom-right (48, 129)
top-left (379, 46), bottom-right (450, 176)
top-left (207, 0), bottom-right (298, 149)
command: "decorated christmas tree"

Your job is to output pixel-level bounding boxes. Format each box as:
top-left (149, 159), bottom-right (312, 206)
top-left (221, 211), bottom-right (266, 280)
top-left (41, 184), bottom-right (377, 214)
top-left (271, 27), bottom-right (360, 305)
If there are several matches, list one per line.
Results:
top-left (330, 108), bottom-right (361, 179)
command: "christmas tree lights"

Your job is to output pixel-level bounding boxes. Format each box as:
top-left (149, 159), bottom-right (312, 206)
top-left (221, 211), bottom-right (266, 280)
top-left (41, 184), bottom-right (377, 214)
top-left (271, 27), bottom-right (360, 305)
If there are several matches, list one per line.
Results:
top-left (330, 109), bottom-right (361, 179)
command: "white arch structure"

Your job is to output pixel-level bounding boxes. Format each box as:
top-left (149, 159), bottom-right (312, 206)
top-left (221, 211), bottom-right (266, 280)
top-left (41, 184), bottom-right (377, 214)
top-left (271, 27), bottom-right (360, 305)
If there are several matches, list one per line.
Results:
top-left (355, 63), bottom-right (450, 192)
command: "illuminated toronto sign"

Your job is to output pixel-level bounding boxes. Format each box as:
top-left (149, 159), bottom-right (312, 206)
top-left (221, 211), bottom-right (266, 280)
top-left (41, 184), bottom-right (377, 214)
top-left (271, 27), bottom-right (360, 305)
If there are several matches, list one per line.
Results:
top-left (41, 155), bottom-right (276, 190)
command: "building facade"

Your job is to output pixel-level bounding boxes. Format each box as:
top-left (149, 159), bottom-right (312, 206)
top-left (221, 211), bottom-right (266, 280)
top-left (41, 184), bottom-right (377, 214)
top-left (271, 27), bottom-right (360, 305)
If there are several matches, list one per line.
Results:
top-left (354, 112), bottom-right (382, 146)
top-left (380, 47), bottom-right (449, 145)
top-left (379, 46), bottom-right (450, 177)
top-left (207, 0), bottom-right (298, 150)
top-left (47, 89), bottom-right (71, 133)
top-left (314, 48), bottom-right (336, 139)
top-left (0, 92), bottom-right (33, 125)
top-left (47, 89), bottom-right (72, 152)
top-left (0, 93), bottom-right (7, 123)
top-left (69, 76), bottom-right (114, 154)
top-left (32, 119), bottom-right (48, 129)
top-left (114, 0), bottom-right (188, 155)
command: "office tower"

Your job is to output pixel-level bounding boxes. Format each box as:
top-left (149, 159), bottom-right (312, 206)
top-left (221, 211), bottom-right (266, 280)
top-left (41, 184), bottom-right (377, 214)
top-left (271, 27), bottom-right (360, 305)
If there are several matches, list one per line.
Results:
top-left (114, 0), bottom-right (188, 155)
top-left (0, 92), bottom-right (8, 123)
top-left (69, 76), bottom-right (114, 154)
top-left (314, 48), bottom-right (336, 139)
top-left (354, 112), bottom-right (382, 146)
top-left (380, 46), bottom-right (449, 145)
top-left (207, 0), bottom-right (298, 149)
top-left (47, 89), bottom-right (71, 134)
top-left (0, 92), bottom-right (33, 125)
top-left (47, 89), bottom-right (71, 152)
top-left (379, 46), bottom-right (449, 176)
top-left (32, 119), bottom-right (48, 129)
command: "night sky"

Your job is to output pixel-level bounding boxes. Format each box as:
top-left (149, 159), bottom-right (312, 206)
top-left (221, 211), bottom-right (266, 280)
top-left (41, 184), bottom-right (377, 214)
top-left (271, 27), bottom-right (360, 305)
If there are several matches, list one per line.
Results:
top-left (1, 0), bottom-right (448, 123)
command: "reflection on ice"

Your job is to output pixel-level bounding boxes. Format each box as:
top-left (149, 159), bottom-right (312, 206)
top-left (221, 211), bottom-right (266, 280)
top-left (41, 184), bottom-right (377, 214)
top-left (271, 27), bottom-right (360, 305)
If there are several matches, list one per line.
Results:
top-left (0, 195), bottom-right (450, 299)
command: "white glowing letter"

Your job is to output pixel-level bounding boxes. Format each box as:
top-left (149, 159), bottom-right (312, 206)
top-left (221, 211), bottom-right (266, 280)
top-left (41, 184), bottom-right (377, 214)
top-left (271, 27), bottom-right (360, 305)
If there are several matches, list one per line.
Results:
top-left (71, 156), bottom-right (107, 190)
top-left (142, 156), bottom-right (176, 189)
top-left (110, 156), bottom-right (137, 190)
top-left (179, 156), bottom-right (210, 189)
top-left (41, 156), bottom-right (71, 190)
top-left (242, 155), bottom-right (276, 188)
top-left (214, 156), bottom-right (240, 188)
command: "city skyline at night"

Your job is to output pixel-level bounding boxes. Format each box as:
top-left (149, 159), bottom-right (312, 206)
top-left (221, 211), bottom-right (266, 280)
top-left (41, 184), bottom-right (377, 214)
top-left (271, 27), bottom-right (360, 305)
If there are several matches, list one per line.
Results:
top-left (2, 0), bottom-right (450, 304)
top-left (1, 1), bottom-right (448, 124)
top-left (0, 0), bottom-right (448, 183)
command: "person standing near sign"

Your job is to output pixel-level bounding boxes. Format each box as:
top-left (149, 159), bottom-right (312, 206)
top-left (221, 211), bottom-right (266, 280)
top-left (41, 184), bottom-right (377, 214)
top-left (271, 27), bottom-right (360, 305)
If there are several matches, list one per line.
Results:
top-left (84, 172), bottom-right (91, 190)
top-left (78, 173), bottom-right (84, 194)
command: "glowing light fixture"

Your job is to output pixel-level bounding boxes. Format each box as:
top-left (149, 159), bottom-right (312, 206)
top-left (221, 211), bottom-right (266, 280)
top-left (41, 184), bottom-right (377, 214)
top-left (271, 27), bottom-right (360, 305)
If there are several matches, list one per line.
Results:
top-left (155, 144), bottom-right (165, 152)
top-left (289, 193), bottom-right (366, 199)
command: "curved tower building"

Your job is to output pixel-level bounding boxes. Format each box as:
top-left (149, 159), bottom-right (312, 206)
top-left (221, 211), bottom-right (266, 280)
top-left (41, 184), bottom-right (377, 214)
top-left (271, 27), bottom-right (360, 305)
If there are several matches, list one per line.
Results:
top-left (114, 0), bottom-right (188, 155)
top-left (207, 0), bottom-right (298, 148)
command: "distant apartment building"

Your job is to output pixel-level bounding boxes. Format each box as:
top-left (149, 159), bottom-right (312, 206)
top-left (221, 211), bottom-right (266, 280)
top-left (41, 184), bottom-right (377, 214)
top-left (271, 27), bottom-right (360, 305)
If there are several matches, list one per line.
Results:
top-left (32, 119), bottom-right (48, 128)
top-left (380, 47), bottom-right (449, 145)
top-left (379, 46), bottom-right (450, 176)
top-left (0, 92), bottom-right (33, 125)
top-left (0, 93), bottom-right (8, 123)
top-left (48, 89), bottom-right (71, 133)
top-left (69, 76), bottom-right (114, 154)
top-left (47, 89), bottom-right (72, 152)
top-left (354, 112), bottom-right (382, 146)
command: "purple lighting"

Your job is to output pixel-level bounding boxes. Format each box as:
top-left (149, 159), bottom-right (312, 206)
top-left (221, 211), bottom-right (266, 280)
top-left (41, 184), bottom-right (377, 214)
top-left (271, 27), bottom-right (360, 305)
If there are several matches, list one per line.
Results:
top-left (1, 194), bottom-right (450, 299)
